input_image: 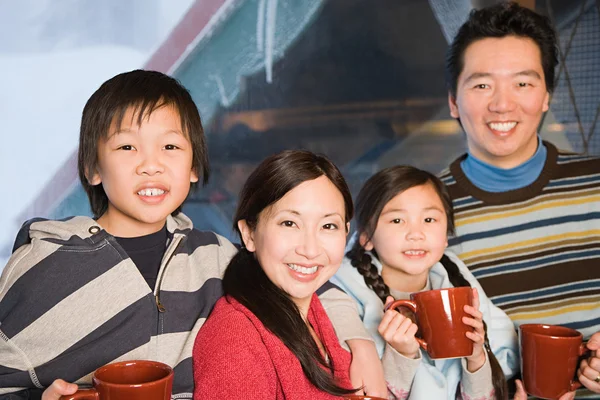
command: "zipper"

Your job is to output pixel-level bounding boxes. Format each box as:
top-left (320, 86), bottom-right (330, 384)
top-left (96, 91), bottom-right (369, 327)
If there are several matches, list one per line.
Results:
top-left (154, 236), bottom-right (183, 313)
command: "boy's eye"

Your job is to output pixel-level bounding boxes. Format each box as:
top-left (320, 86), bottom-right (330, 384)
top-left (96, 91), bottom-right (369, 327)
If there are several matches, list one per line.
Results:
top-left (323, 223), bottom-right (338, 230)
top-left (165, 144), bottom-right (180, 150)
top-left (281, 220), bottom-right (296, 228)
top-left (118, 145), bottom-right (134, 151)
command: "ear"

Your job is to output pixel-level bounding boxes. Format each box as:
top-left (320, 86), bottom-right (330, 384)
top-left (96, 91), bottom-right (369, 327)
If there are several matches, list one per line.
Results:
top-left (190, 168), bottom-right (199, 184)
top-left (87, 168), bottom-right (102, 186)
top-left (359, 232), bottom-right (374, 251)
top-left (345, 222), bottom-right (350, 235)
top-left (237, 220), bottom-right (256, 252)
top-left (448, 92), bottom-right (460, 119)
top-left (542, 91), bottom-right (550, 113)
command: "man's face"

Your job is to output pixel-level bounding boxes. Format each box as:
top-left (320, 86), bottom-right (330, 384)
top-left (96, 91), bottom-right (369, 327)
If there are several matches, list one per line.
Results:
top-left (448, 36), bottom-right (550, 169)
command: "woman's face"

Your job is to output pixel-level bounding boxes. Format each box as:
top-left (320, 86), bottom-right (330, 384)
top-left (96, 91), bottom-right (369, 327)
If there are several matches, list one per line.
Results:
top-left (239, 175), bottom-right (349, 314)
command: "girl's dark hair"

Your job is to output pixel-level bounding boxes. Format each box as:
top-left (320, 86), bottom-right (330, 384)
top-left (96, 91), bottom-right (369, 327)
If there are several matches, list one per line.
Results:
top-left (223, 150), bottom-right (355, 396)
top-left (446, 1), bottom-right (558, 98)
top-left (78, 69), bottom-right (209, 218)
top-left (346, 165), bottom-right (508, 400)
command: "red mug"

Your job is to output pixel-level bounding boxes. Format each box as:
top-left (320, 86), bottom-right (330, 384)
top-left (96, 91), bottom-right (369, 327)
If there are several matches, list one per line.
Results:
top-left (519, 324), bottom-right (590, 399)
top-left (385, 287), bottom-right (474, 359)
top-left (343, 396), bottom-right (387, 400)
top-left (59, 360), bottom-right (173, 400)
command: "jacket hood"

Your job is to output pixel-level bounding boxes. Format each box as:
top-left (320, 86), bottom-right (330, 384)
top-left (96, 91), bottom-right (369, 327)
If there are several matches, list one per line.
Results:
top-left (12, 214), bottom-right (194, 252)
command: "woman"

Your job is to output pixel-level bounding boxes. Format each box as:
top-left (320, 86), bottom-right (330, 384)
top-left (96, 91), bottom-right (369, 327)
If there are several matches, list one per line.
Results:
top-left (193, 150), bottom-right (358, 399)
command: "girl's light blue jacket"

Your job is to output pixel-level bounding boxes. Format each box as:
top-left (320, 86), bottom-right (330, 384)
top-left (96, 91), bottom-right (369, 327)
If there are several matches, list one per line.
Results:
top-left (331, 250), bottom-right (519, 400)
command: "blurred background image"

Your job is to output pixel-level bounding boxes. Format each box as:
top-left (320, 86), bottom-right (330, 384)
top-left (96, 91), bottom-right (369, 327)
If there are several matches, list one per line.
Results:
top-left (1, 0), bottom-right (599, 269)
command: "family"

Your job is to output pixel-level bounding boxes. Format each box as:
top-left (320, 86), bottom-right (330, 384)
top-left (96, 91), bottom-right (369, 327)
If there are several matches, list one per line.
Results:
top-left (0, 2), bottom-right (599, 400)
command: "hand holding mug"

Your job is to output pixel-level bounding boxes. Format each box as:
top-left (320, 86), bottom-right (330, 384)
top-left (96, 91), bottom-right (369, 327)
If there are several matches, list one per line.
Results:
top-left (577, 332), bottom-right (600, 393)
top-left (462, 288), bottom-right (486, 372)
top-left (379, 296), bottom-right (420, 358)
top-left (42, 379), bottom-right (78, 400)
top-left (514, 379), bottom-right (575, 400)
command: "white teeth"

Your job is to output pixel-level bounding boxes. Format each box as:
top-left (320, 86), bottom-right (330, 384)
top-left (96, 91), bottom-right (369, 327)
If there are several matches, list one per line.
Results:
top-left (488, 122), bottom-right (517, 132)
top-left (404, 250), bottom-right (425, 255)
top-left (137, 188), bottom-right (165, 196)
top-left (287, 264), bottom-right (319, 275)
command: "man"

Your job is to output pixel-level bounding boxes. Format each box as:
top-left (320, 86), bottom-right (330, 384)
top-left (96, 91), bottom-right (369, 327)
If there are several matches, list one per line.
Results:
top-left (440, 2), bottom-right (600, 397)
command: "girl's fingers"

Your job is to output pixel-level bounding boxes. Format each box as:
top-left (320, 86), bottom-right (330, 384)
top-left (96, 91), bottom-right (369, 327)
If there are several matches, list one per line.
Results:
top-left (462, 316), bottom-right (484, 332)
top-left (463, 304), bottom-right (483, 320)
top-left (472, 287), bottom-right (480, 310)
top-left (466, 330), bottom-right (485, 344)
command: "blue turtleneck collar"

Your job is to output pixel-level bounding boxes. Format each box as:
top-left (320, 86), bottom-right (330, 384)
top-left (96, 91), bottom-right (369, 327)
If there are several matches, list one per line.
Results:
top-left (460, 137), bottom-right (547, 192)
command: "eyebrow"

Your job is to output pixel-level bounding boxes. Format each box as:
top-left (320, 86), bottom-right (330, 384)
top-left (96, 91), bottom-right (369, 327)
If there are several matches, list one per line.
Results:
top-left (106, 128), bottom-right (184, 140)
top-left (381, 206), bottom-right (444, 215)
top-left (278, 209), bottom-right (344, 219)
top-left (463, 70), bottom-right (542, 85)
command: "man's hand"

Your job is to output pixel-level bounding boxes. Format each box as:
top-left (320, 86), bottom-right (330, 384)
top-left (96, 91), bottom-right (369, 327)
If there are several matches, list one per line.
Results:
top-left (578, 332), bottom-right (600, 393)
top-left (347, 338), bottom-right (387, 397)
top-left (41, 379), bottom-right (78, 400)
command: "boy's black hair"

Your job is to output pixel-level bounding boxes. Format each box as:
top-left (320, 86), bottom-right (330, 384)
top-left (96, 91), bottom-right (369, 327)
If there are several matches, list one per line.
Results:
top-left (77, 69), bottom-right (209, 218)
top-left (446, 1), bottom-right (559, 97)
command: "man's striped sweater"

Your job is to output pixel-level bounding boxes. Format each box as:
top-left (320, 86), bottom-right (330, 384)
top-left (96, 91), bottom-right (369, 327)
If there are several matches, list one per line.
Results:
top-left (439, 141), bottom-right (600, 340)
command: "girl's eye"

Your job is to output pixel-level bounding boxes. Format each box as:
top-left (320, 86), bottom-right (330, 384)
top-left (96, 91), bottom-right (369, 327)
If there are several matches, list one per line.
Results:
top-left (118, 145), bottom-right (134, 151)
top-left (391, 218), bottom-right (402, 224)
top-left (425, 217), bottom-right (436, 223)
top-left (281, 220), bottom-right (296, 228)
top-left (474, 84), bottom-right (489, 89)
top-left (165, 144), bottom-right (179, 150)
top-left (518, 82), bottom-right (530, 87)
top-left (323, 223), bottom-right (338, 230)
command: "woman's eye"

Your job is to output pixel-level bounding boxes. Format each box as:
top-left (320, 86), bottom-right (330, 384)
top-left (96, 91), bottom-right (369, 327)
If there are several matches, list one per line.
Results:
top-left (165, 144), bottom-right (179, 150)
top-left (281, 220), bottom-right (296, 228)
top-left (118, 145), bottom-right (134, 151)
top-left (323, 223), bottom-right (338, 230)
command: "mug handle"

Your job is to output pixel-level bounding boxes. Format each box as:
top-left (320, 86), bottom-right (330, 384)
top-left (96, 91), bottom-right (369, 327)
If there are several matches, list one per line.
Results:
top-left (59, 389), bottom-right (99, 400)
top-left (384, 299), bottom-right (427, 352)
top-left (568, 341), bottom-right (592, 391)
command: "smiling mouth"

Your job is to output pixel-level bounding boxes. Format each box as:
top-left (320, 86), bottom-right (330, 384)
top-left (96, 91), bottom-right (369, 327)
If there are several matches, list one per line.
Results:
top-left (287, 263), bottom-right (319, 275)
top-left (137, 188), bottom-right (166, 196)
top-left (488, 121), bottom-right (517, 132)
top-left (403, 250), bottom-right (426, 256)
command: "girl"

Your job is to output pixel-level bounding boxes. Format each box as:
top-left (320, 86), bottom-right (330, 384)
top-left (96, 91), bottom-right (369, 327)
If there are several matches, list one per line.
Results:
top-left (331, 166), bottom-right (518, 400)
top-left (193, 150), bottom-right (391, 399)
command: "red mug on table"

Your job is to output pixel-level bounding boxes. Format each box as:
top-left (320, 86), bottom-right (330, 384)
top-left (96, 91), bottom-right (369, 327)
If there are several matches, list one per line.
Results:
top-left (384, 286), bottom-right (474, 359)
top-left (59, 360), bottom-right (173, 400)
top-left (519, 324), bottom-right (590, 400)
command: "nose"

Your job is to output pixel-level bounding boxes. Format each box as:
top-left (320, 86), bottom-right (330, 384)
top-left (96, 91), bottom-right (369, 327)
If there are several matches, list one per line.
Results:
top-left (136, 149), bottom-right (164, 176)
top-left (488, 85), bottom-right (516, 113)
top-left (406, 222), bottom-right (425, 241)
top-left (296, 229), bottom-right (322, 260)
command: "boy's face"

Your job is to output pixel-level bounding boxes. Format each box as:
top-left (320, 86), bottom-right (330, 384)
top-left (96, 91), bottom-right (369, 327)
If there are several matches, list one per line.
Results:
top-left (90, 105), bottom-right (198, 237)
top-left (448, 36), bottom-right (550, 169)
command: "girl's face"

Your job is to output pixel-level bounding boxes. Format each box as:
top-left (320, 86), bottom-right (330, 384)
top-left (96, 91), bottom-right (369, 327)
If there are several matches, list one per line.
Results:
top-left (362, 183), bottom-right (448, 286)
top-left (239, 175), bottom-right (349, 314)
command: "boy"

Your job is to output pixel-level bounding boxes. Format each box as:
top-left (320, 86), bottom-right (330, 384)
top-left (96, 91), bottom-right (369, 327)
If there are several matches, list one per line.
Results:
top-left (0, 70), bottom-right (378, 399)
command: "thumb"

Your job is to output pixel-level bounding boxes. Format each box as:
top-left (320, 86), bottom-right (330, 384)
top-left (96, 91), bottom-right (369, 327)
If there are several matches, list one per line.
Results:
top-left (385, 296), bottom-right (394, 306)
top-left (587, 338), bottom-right (600, 351)
top-left (43, 379), bottom-right (78, 400)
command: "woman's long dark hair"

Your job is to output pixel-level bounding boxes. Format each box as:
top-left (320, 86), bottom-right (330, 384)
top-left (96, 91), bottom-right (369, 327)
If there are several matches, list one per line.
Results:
top-left (223, 150), bottom-right (356, 396)
top-left (346, 165), bottom-right (508, 400)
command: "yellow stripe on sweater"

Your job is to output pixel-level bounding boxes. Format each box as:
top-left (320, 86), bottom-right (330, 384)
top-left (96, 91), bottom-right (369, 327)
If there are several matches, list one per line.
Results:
top-left (456, 194), bottom-right (600, 227)
top-left (460, 230), bottom-right (600, 261)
